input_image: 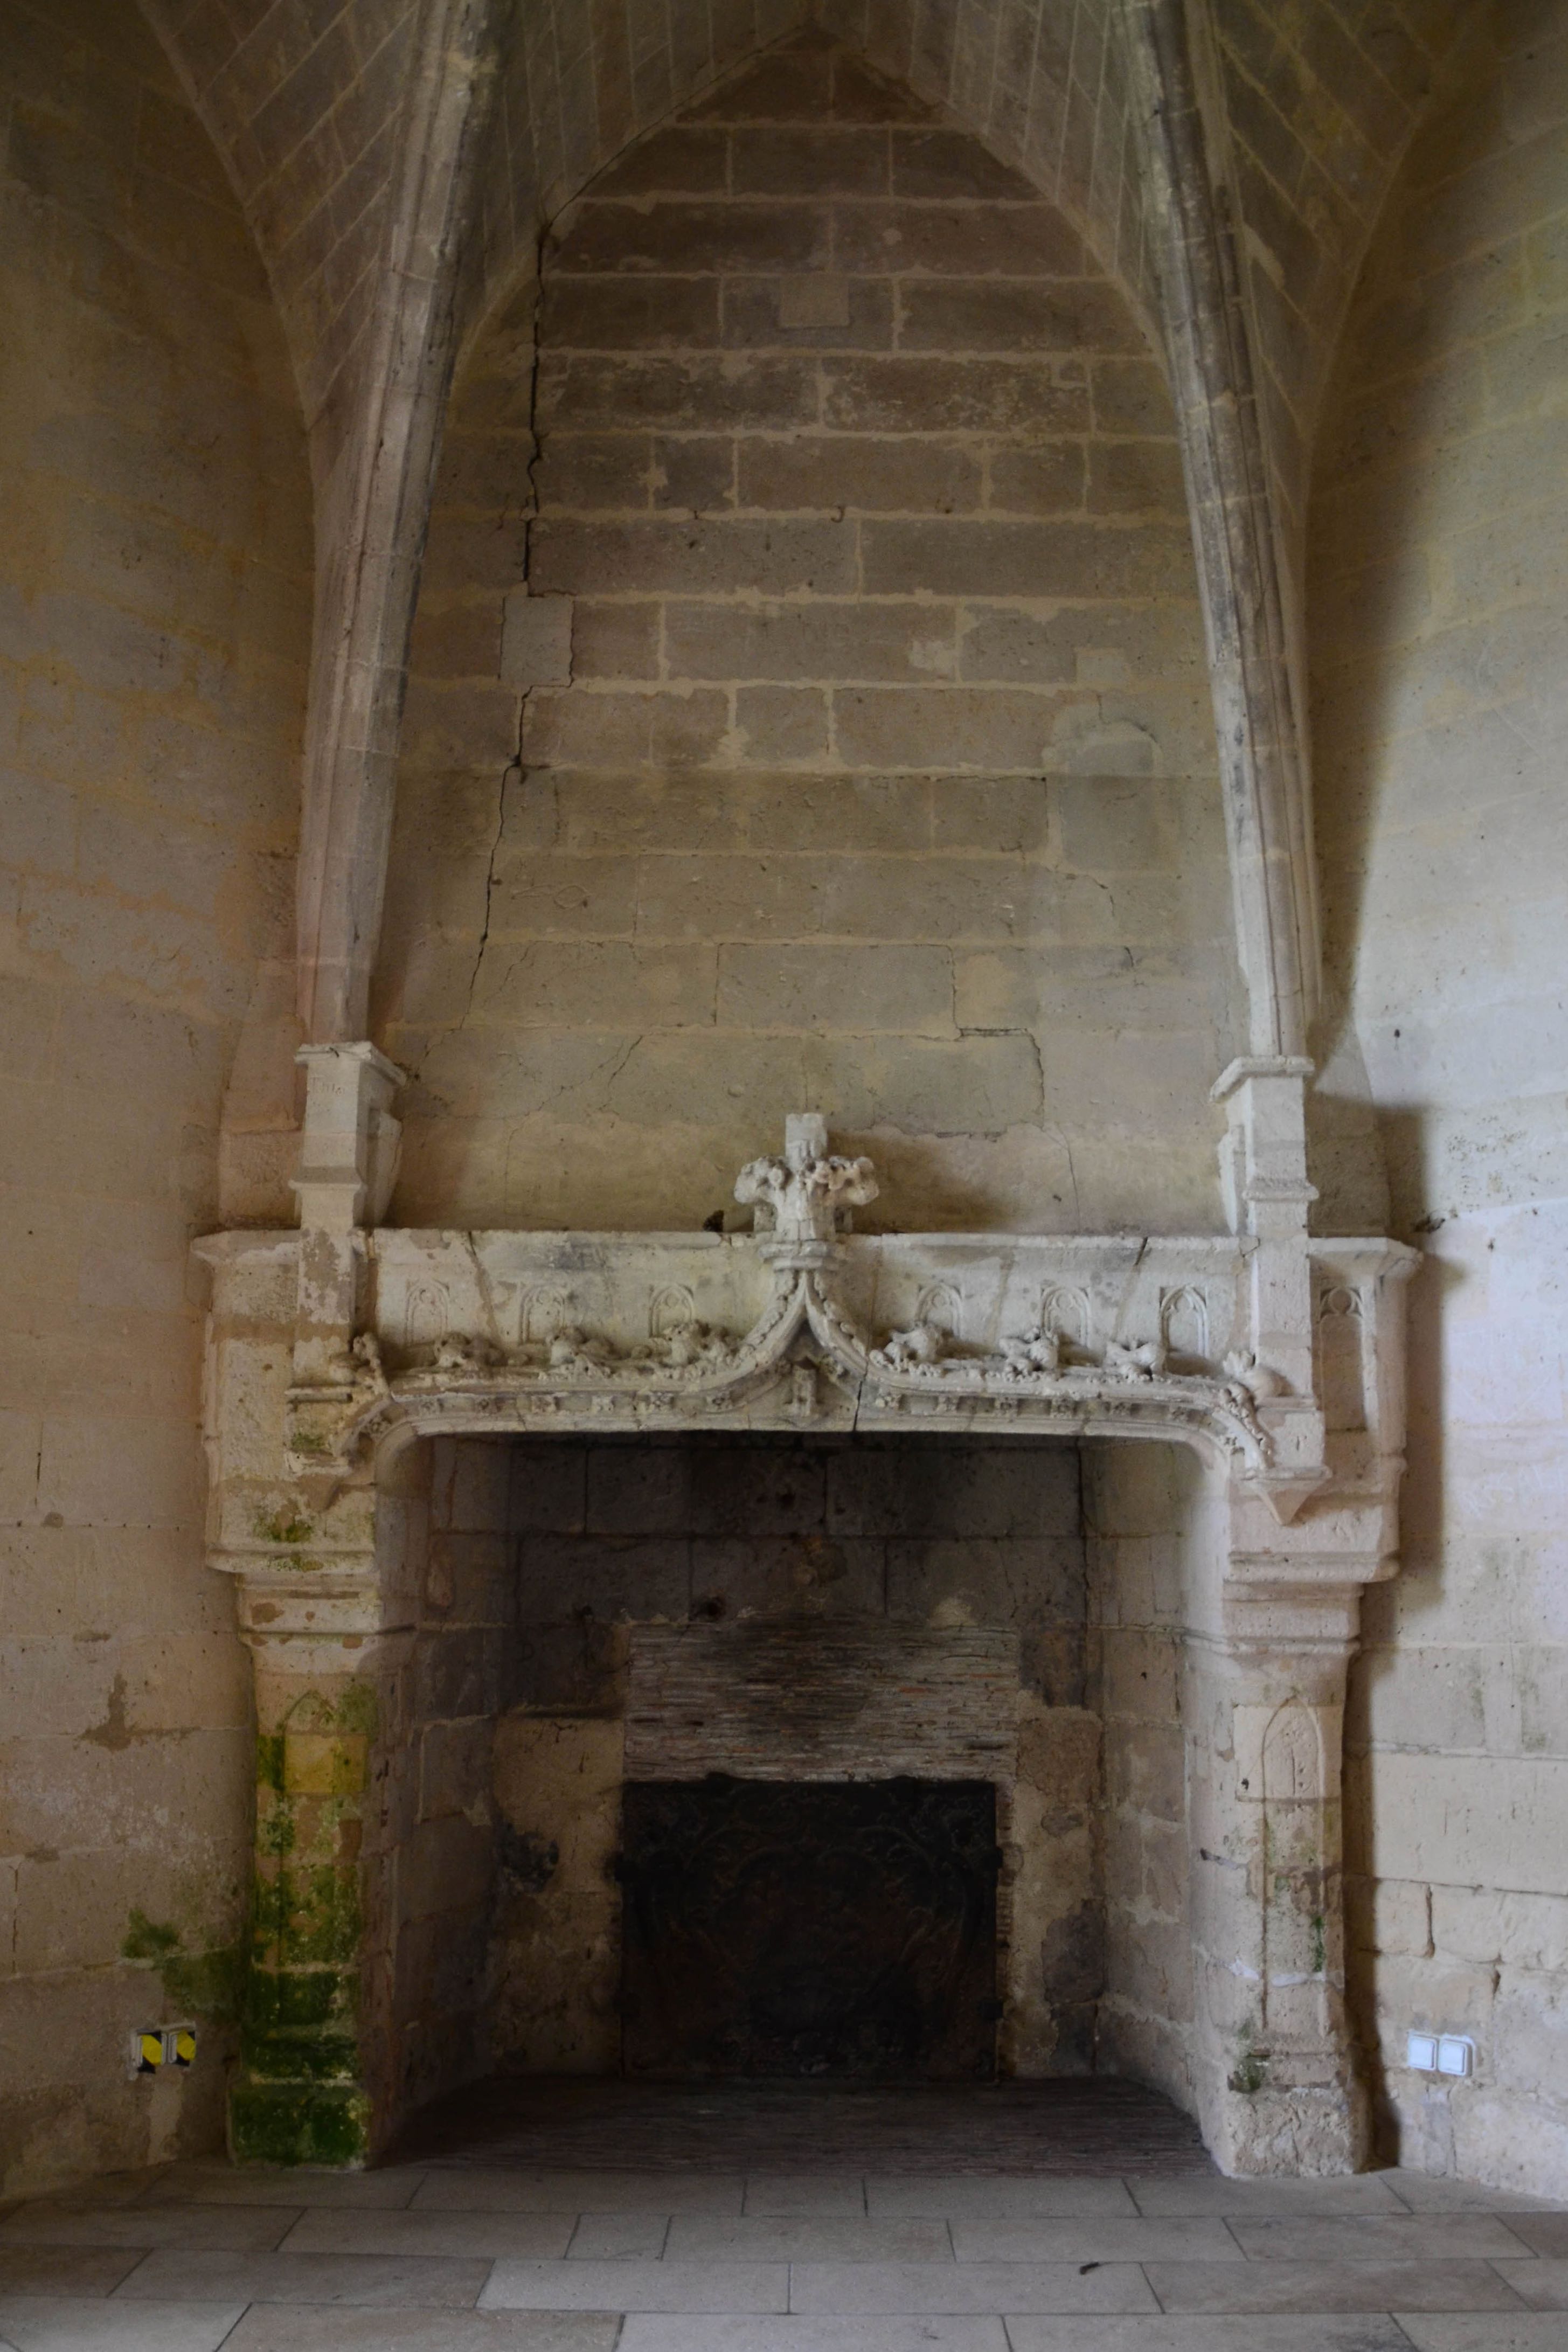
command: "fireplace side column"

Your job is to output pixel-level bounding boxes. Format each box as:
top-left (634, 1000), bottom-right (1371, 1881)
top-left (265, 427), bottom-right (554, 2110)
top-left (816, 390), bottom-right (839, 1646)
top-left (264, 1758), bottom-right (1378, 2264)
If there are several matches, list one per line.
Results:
top-left (1183, 1566), bottom-right (1372, 2174)
top-left (1183, 1059), bottom-right (1412, 2172)
top-left (195, 1043), bottom-right (416, 2163)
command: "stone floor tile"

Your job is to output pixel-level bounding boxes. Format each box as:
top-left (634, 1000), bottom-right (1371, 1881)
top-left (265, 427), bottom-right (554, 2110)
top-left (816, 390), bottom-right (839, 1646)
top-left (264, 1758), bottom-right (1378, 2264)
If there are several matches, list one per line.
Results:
top-left (1143, 2260), bottom-right (1532, 2313)
top-left (222, 2311), bottom-right (622, 2350)
top-left (1, 2201), bottom-right (296, 2250)
top-left (1495, 2215), bottom-right (1568, 2256)
top-left (481, 2257), bottom-right (789, 2311)
top-left (11, 2173), bottom-right (164, 2210)
top-left (0, 2298), bottom-right (247, 2350)
top-left (667, 2215), bottom-right (954, 2261)
top-left (869, 2180), bottom-right (1137, 2219)
top-left (1385, 2177), bottom-right (1568, 2215)
top-left (1230, 2217), bottom-right (1539, 2262)
top-left (952, 2218), bottom-right (1243, 2263)
top-left (621, 2320), bottom-right (1009, 2350)
top-left (788, 2260), bottom-right (1159, 2313)
top-left (114, 2247), bottom-right (490, 2305)
top-left (1004, 2322), bottom-right (1412, 2351)
top-left (1396, 2321), bottom-right (1568, 2350)
top-left (141, 2164), bottom-right (425, 2210)
top-left (417, 2170), bottom-right (744, 2214)
top-left (568, 2212), bottom-right (671, 2258)
top-left (279, 2209), bottom-right (574, 2258)
top-left (0, 2248), bottom-right (143, 2296)
top-left (1128, 2176), bottom-right (1407, 2217)
top-left (744, 2177), bottom-right (869, 2215)
top-left (1491, 2259), bottom-right (1568, 2308)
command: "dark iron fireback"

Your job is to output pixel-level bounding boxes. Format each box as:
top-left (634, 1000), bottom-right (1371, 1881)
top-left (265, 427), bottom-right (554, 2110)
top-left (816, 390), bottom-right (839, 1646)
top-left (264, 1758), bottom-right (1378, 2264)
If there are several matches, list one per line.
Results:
top-left (619, 1777), bottom-right (999, 2079)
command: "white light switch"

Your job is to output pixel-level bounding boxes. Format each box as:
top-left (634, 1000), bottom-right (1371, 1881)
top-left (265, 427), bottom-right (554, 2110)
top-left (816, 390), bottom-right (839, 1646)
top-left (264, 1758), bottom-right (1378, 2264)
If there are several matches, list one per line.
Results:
top-left (1437, 2034), bottom-right (1474, 2077)
top-left (1406, 2030), bottom-right (1439, 2071)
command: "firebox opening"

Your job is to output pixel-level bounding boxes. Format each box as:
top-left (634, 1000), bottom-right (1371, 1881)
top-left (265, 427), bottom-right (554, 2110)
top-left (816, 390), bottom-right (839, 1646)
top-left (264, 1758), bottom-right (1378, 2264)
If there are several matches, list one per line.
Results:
top-left (383, 1430), bottom-right (1203, 2140)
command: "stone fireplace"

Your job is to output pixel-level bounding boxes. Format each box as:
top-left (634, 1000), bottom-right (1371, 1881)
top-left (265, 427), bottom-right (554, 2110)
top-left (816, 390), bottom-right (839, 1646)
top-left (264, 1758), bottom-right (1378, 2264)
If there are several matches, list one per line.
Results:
top-left (196, 1072), bottom-right (1416, 2177)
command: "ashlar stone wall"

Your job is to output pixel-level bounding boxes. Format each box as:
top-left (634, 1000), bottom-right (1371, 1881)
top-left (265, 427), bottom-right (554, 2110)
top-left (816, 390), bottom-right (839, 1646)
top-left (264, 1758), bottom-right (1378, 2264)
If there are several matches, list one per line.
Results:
top-left (379, 32), bottom-right (1243, 1235)
top-left (0, 0), bottom-right (311, 2191)
top-left (1311, 0), bottom-right (1568, 2196)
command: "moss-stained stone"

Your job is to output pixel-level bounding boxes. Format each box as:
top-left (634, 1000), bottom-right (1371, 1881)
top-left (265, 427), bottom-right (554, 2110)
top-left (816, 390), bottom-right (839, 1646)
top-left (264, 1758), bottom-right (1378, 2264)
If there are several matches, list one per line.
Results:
top-left (230, 2082), bottom-right (370, 2167)
top-left (122, 1912), bottom-right (243, 2024)
top-left (230, 1684), bottom-right (378, 2156)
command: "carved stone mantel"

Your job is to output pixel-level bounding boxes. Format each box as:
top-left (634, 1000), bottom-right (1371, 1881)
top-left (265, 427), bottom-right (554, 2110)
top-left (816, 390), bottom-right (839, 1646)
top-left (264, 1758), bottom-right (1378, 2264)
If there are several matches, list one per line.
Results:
top-left (195, 1082), bottom-right (1417, 2175)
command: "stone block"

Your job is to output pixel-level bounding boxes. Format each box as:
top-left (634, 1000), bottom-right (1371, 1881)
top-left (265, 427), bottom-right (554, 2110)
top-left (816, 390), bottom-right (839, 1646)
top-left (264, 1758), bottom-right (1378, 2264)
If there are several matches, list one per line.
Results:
top-left (412, 1629), bottom-right (489, 1725)
top-left (733, 126), bottom-right (890, 195)
top-left (585, 1446), bottom-right (695, 1537)
top-left (1366, 1752), bottom-right (1568, 1897)
top-left (530, 516), bottom-right (855, 598)
top-left (772, 272), bottom-right (855, 330)
top-left (716, 941), bottom-right (955, 1035)
top-left (892, 128), bottom-right (1037, 199)
top-left (551, 200), bottom-right (830, 278)
top-left (922, 776), bottom-right (1050, 856)
top-left (398, 1815), bottom-right (492, 1926)
top-left (804, 1031), bottom-right (1045, 1131)
top-left (517, 1534), bottom-right (690, 1624)
top-left (688, 1532), bottom-right (886, 1617)
top-left (1091, 356), bottom-right (1178, 434)
top-left (590, 126), bottom-right (729, 198)
top-left (540, 275), bottom-right (720, 350)
top-left (522, 686), bottom-right (729, 771)
top-left (831, 685), bottom-right (1069, 771)
top-left (861, 518), bottom-right (1191, 600)
top-left (745, 770), bottom-right (931, 852)
top-left (512, 1618), bottom-right (629, 1715)
top-left (685, 1444), bottom-right (828, 1537)
top-left (448, 1442), bottom-right (512, 1535)
top-left (1359, 1875), bottom-right (1434, 1955)
top-left (984, 443), bottom-right (1088, 519)
top-left (509, 1444), bottom-right (587, 1536)
top-left (1105, 1719), bottom-right (1186, 1826)
top-left (734, 684), bottom-right (830, 761)
top-left (1434, 1885), bottom-right (1568, 1973)
top-left (474, 941), bottom-right (718, 1031)
top-left (899, 279), bottom-right (1143, 355)
top-left (535, 433), bottom-right (661, 512)
top-left (664, 598), bottom-right (960, 683)
top-left (420, 1717), bottom-right (494, 1822)
top-left (537, 353), bottom-right (820, 435)
top-left (631, 851), bottom-right (828, 941)
top-left (831, 199), bottom-right (1085, 277)
top-left (737, 434), bottom-right (983, 514)
top-left (727, 263), bottom-right (894, 348)
top-left (408, 595), bottom-right (504, 681)
top-left (500, 591), bottom-right (573, 689)
top-left (1090, 439), bottom-right (1188, 516)
top-left (885, 1535), bottom-right (1086, 1625)
top-left (688, 45), bottom-right (834, 123)
top-left (494, 1711), bottom-right (624, 1892)
top-left (569, 599), bottom-right (661, 681)
top-left (822, 354), bottom-right (1091, 433)
top-left (1102, 1628), bottom-right (1181, 1725)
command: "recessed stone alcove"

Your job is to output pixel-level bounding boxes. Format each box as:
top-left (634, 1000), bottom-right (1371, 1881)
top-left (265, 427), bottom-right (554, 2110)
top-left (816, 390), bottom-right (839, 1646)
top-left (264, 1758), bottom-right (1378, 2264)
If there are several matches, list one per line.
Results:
top-left (366, 1430), bottom-right (1214, 2138)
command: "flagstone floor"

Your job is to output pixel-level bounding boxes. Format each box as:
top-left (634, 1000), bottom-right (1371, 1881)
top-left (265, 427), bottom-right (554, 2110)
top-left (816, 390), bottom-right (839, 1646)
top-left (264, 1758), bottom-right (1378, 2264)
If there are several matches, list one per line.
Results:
top-left (1, 2082), bottom-right (1564, 2352)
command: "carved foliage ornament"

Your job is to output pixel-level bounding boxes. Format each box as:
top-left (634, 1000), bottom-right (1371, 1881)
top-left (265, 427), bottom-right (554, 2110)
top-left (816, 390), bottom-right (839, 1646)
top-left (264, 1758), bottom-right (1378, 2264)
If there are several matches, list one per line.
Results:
top-left (286, 1115), bottom-right (1274, 1475)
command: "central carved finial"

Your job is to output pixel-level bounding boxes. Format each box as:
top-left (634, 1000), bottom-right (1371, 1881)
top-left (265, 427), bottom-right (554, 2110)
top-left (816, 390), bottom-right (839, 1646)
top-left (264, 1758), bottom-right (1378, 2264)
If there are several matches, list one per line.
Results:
top-left (734, 1113), bottom-right (878, 1246)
